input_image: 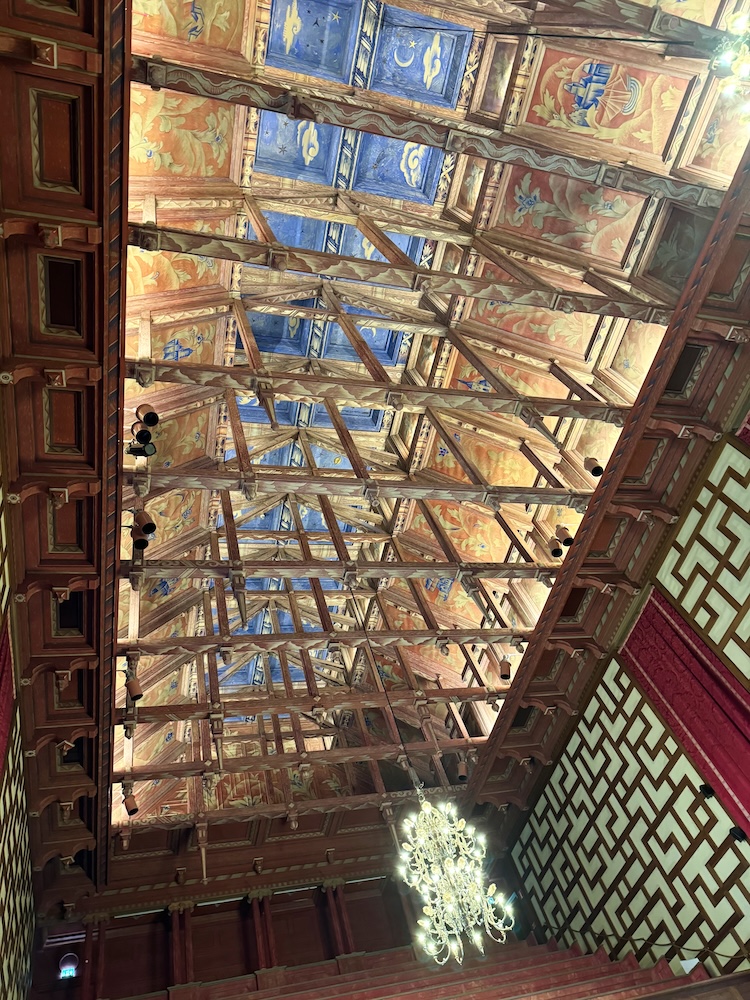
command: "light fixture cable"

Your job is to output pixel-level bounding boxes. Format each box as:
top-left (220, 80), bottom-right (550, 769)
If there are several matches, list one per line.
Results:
top-left (344, 585), bottom-right (514, 965)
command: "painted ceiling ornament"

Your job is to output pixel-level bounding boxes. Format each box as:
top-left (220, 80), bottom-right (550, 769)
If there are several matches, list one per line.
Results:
top-left (393, 40), bottom-right (415, 68)
top-left (297, 120), bottom-right (320, 164)
top-left (398, 795), bottom-right (514, 964)
top-left (399, 142), bottom-right (426, 188)
top-left (282, 0), bottom-right (302, 53)
top-left (423, 32), bottom-right (442, 89)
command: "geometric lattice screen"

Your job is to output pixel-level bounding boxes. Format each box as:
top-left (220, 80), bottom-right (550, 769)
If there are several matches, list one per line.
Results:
top-left (0, 709), bottom-right (34, 1000)
top-left (657, 437), bottom-right (750, 683)
top-left (512, 658), bottom-right (750, 976)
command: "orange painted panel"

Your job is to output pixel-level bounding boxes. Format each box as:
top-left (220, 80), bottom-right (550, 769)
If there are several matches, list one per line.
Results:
top-left (525, 49), bottom-right (690, 158)
top-left (493, 167), bottom-right (644, 264)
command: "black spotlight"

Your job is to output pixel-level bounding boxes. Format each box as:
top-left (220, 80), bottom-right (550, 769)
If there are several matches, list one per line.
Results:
top-left (555, 525), bottom-right (574, 547)
top-left (699, 783), bottom-right (715, 799)
top-left (499, 658), bottom-right (512, 681)
top-left (584, 457), bottom-right (604, 477)
top-left (135, 403), bottom-right (159, 427)
top-left (550, 541), bottom-right (564, 558)
top-left (133, 510), bottom-right (157, 534)
top-left (131, 421), bottom-right (153, 445)
top-left (127, 442), bottom-right (157, 458)
top-left (730, 826), bottom-right (747, 842)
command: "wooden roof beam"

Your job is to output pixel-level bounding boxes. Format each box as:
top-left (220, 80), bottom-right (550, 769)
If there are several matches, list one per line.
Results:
top-left (131, 57), bottom-right (722, 207)
top-left (125, 359), bottom-right (631, 424)
top-left (129, 224), bottom-right (672, 323)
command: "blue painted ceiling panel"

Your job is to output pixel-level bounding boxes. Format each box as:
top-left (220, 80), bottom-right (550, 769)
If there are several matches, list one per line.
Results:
top-left (352, 134), bottom-right (443, 203)
top-left (371, 6), bottom-right (472, 110)
top-left (266, 0), bottom-right (364, 82)
top-left (253, 112), bottom-right (444, 204)
top-left (255, 111), bottom-right (342, 186)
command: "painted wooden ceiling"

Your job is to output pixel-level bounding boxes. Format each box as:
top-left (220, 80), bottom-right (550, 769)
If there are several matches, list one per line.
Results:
top-left (118, 0), bottom-right (748, 844)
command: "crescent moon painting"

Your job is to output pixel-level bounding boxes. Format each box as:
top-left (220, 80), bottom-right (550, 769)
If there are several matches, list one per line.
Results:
top-left (393, 46), bottom-right (415, 69)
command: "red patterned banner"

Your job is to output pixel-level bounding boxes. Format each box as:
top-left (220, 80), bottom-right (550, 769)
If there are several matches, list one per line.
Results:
top-left (622, 589), bottom-right (750, 832)
top-left (0, 620), bottom-right (13, 771)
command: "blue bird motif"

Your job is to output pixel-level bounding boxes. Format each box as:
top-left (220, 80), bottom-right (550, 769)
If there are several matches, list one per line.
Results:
top-left (187, 0), bottom-right (205, 40)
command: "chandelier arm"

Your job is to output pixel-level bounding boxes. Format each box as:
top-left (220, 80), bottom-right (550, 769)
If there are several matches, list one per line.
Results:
top-left (346, 594), bottom-right (514, 963)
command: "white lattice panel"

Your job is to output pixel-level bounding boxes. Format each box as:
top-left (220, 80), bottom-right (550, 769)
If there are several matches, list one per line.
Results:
top-left (512, 658), bottom-right (750, 976)
top-left (657, 439), bottom-right (750, 683)
top-left (0, 711), bottom-right (34, 1000)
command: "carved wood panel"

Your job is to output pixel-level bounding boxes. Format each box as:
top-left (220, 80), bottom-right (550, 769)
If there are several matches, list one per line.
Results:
top-left (0, 67), bottom-right (96, 217)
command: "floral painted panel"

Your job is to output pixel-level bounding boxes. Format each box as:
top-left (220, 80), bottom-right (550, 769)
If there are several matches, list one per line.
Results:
top-left (151, 489), bottom-right (204, 538)
top-left (453, 357), bottom-right (568, 399)
top-left (206, 747), bottom-right (350, 807)
top-left (407, 500), bottom-right (510, 562)
top-left (140, 576), bottom-right (196, 619)
top-left (471, 280), bottom-right (598, 356)
top-left (478, 39), bottom-right (517, 117)
top-left (455, 156), bottom-right (486, 214)
top-left (382, 603), bottom-right (468, 677)
top-left (132, 0), bottom-right (246, 48)
top-left (575, 419), bottom-right (620, 466)
top-left (526, 50), bottom-right (690, 157)
top-left (629, 0), bottom-right (722, 26)
top-left (691, 92), bottom-right (749, 179)
top-left (610, 320), bottom-right (665, 388)
top-left (125, 317), bottom-right (219, 364)
top-left (424, 426), bottom-right (536, 487)
top-left (645, 208), bottom-right (714, 288)
top-left (150, 407), bottom-right (210, 469)
top-left (440, 244), bottom-right (464, 274)
top-left (494, 168), bottom-right (644, 264)
top-left (126, 247), bottom-right (221, 297)
top-left (130, 86), bottom-right (235, 176)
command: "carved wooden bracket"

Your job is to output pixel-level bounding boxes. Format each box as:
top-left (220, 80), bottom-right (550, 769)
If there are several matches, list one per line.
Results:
top-left (0, 361), bottom-right (102, 386)
top-left (0, 218), bottom-right (101, 246)
top-left (6, 480), bottom-right (101, 507)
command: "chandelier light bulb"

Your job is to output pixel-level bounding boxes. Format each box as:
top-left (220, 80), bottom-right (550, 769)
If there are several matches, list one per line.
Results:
top-left (398, 796), bottom-right (514, 964)
top-left (726, 10), bottom-right (750, 33)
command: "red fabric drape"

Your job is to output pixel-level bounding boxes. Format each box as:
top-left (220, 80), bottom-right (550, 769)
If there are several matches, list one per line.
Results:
top-left (622, 589), bottom-right (750, 831)
top-left (0, 621), bottom-right (13, 770)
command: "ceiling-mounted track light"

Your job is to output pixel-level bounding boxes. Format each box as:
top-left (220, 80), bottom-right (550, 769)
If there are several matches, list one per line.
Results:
top-left (584, 457), bottom-right (604, 477)
top-left (127, 442), bottom-right (157, 458)
top-left (122, 790), bottom-right (139, 816)
top-left (131, 421), bottom-right (153, 445)
top-left (135, 403), bottom-right (159, 427)
top-left (555, 525), bottom-right (574, 546)
top-left (133, 510), bottom-right (156, 534)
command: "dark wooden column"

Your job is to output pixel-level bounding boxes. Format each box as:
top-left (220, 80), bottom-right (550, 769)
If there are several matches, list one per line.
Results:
top-left (183, 905), bottom-right (195, 983)
top-left (335, 885), bottom-right (356, 954)
top-left (249, 894), bottom-right (268, 969)
top-left (95, 919), bottom-right (108, 1000)
top-left (397, 884), bottom-right (417, 942)
top-left (324, 884), bottom-right (344, 956)
top-left (261, 895), bottom-right (278, 968)
top-left (169, 904), bottom-right (185, 985)
top-left (81, 920), bottom-right (94, 1000)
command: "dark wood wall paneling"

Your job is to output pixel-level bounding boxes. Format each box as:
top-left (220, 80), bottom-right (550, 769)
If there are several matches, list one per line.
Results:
top-left (0, 0), bottom-right (124, 929)
top-left (28, 884), bottom-right (411, 999)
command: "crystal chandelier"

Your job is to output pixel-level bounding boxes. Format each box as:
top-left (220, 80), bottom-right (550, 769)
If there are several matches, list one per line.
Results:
top-left (398, 797), bottom-right (514, 965)
top-left (712, 11), bottom-right (750, 98)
